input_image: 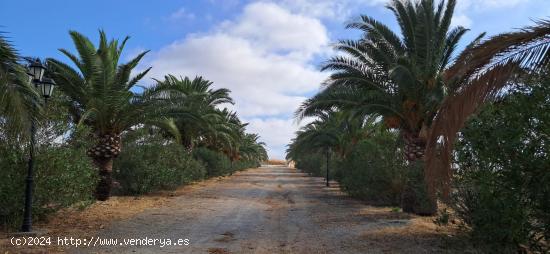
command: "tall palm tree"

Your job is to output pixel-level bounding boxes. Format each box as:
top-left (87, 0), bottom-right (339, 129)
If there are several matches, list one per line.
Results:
top-left (151, 75), bottom-right (233, 151)
top-left (297, 0), bottom-right (550, 214)
top-left (47, 30), bottom-right (155, 201)
top-left (239, 133), bottom-right (268, 161)
top-left (0, 33), bottom-right (39, 137)
top-left (300, 0), bottom-right (467, 160)
top-left (205, 109), bottom-right (245, 161)
top-left (287, 110), bottom-right (377, 164)
top-left (298, 0), bottom-right (467, 214)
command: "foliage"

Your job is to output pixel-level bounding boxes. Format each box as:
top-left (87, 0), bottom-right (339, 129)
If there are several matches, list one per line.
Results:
top-left (45, 30), bottom-right (210, 200)
top-left (113, 133), bottom-right (206, 195)
top-left (192, 147), bottom-right (252, 176)
top-left (295, 0), bottom-right (471, 214)
top-left (0, 32), bottom-right (40, 135)
top-left (452, 80), bottom-right (550, 252)
top-left (293, 152), bottom-right (327, 177)
top-left (339, 131), bottom-right (406, 206)
top-left (1, 28), bottom-right (267, 229)
top-left (294, 0), bottom-right (550, 215)
top-left (0, 130), bottom-right (97, 230)
top-left (150, 76), bottom-right (268, 165)
top-left (151, 75), bottom-right (234, 151)
top-left (289, 120), bottom-right (406, 206)
top-left (46, 30), bottom-right (154, 136)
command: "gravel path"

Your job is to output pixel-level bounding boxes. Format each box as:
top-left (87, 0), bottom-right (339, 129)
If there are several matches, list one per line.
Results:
top-left (71, 166), bottom-right (453, 254)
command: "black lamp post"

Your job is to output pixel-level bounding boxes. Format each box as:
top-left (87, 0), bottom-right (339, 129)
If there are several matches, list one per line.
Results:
top-left (21, 58), bottom-right (55, 232)
top-left (326, 147), bottom-right (330, 187)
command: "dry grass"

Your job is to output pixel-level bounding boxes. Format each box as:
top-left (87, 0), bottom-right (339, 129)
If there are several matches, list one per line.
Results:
top-left (266, 159), bottom-right (287, 165)
top-left (359, 208), bottom-right (475, 253)
top-left (0, 176), bottom-right (229, 254)
top-left (0, 170), bottom-right (475, 254)
top-left (207, 247), bottom-right (231, 254)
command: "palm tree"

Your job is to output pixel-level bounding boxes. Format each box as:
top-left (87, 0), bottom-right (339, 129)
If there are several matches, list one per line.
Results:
top-left (300, 0), bottom-right (466, 160)
top-left (148, 75), bottom-right (267, 168)
top-left (207, 109), bottom-right (246, 165)
top-left (237, 133), bottom-right (268, 165)
top-left (287, 110), bottom-right (377, 180)
top-left (47, 30), bottom-right (155, 201)
top-left (298, 0), bottom-right (466, 214)
top-left (151, 75), bottom-right (233, 151)
top-left (298, 0), bottom-right (550, 214)
top-left (288, 111), bottom-right (367, 160)
top-left (0, 33), bottom-right (40, 137)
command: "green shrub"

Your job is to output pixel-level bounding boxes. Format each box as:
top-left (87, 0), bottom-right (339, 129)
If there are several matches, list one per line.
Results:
top-left (0, 141), bottom-right (97, 230)
top-left (192, 147), bottom-right (232, 176)
top-left (232, 159), bottom-right (260, 171)
top-left (339, 131), bottom-right (406, 206)
top-left (294, 152), bottom-right (330, 177)
top-left (113, 141), bottom-right (206, 195)
top-left (192, 147), bottom-right (230, 176)
top-left (453, 81), bottom-right (549, 252)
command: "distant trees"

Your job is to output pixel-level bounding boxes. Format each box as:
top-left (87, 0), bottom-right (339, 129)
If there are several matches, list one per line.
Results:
top-left (42, 31), bottom-right (267, 201)
top-left (150, 75), bottom-right (234, 152)
top-left (293, 0), bottom-right (550, 215)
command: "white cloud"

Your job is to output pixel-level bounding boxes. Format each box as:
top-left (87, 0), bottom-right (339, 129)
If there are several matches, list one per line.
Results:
top-left (451, 14), bottom-right (472, 28)
top-left (225, 2), bottom-right (329, 59)
top-left (167, 7), bottom-right (196, 21)
top-left (145, 2), bottom-right (331, 159)
top-left (277, 0), bottom-right (388, 21)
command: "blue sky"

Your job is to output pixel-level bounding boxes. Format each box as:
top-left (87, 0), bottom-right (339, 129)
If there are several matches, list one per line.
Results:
top-left (2, 0), bottom-right (549, 159)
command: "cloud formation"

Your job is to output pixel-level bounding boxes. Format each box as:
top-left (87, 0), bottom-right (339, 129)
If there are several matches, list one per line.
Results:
top-left (278, 0), bottom-right (388, 21)
top-left (146, 0), bottom-right (534, 159)
top-left (146, 2), bottom-right (330, 159)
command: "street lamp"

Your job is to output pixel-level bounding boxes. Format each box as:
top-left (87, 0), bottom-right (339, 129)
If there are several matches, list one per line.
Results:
top-left (21, 58), bottom-right (55, 232)
top-left (37, 77), bottom-right (55, 99)
top-left (326, 147), bottom-right (330, 187)
top-left (28, 59), bottom-right (46, 83)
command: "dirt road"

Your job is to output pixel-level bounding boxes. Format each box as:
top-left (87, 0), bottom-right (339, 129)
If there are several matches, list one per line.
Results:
top-left (72, 166), bottom-right (464, 254)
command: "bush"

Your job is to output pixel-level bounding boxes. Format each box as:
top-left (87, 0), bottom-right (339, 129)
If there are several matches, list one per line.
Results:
top-left (339, 131), bottom-right (406, 206)
top-left (113, 140), bottom-right (206, 195)
top-left (192, 147), bottom-right (231, 176)
top-left (294, 152), bottom-right (324, 176)
top-left (0, 140), bottom-right (97, 230)
top-left (232, 159), bottom-right (261, 171)
top-left (192, 147), bottom-right (257, 176)
top-left (453, 81), bottom-right (549, 252)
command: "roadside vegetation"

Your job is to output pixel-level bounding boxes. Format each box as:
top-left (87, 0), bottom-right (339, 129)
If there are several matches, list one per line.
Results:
top-left (287, 0), bottom-right (550, 252)
top-left (1, 0), bottom-right (549, 253)
top-left (0, 31), bottom-right (267, 230)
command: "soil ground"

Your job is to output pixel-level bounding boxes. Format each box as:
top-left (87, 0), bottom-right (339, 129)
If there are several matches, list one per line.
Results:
top-left (2, 166), bottom-right (477, 253)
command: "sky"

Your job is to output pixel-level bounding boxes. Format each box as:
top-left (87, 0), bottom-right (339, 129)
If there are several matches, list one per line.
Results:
top-left (2, 0), bottom-right (549, 159)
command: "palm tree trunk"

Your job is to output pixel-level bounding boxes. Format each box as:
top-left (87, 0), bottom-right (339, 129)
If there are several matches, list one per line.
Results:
top-left (401, 132), bottom-right (437, 216)
top-left (403, 132), bottom-right (426, 161)
top-left (87, 133), bottom-right (121, 201)
top-left (93, 158), bottom-right (113, 201)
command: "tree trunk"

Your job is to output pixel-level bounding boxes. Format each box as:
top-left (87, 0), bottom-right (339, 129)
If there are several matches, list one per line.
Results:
top-left (86, 133), bottom-right (121, 201)
top-left (93, 158), bottom-right (113, 201)
top-left (403, 132), bottom-right (426, 162)
top-left (401, 132), bottom-right (437, 216)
